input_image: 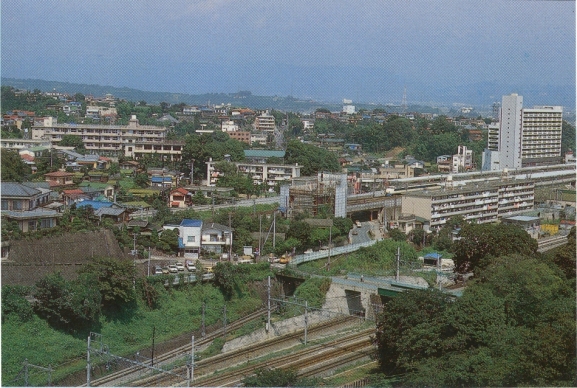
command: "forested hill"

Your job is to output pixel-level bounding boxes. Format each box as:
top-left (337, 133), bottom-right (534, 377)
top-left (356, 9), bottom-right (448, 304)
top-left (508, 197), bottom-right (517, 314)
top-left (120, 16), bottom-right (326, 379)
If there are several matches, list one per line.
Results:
top-left (1, 77), bottom-right (343, 112)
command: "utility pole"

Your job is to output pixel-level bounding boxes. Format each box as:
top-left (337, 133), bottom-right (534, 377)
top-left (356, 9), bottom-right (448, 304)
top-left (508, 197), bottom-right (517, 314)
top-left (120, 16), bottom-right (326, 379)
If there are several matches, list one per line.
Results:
top-left (86, 336), bottom-right (91, 387)
top-left (151, 326), bottom-right (156, 367)
top-left (190, 336), bottom-right (194, 386)
top-left (267, 276), bottom-right (271, 332)
top-left (223, 304), bottom-right (227, 336)
top-left (258, 214), bottom-right (263, 257)
top-left (327, 225), bottom-right (332, 271)
top-left (272, 211), bottom-right (276, 248)
top-left (396, 246), bottom-right (400, 282)
top-left (201, 302), bottom-right (206, 337)
top-left (228, 212), bottom-right (232, 261)
top-left (304, 300), bottom-right (308, 345)
top-left (147, 246), bottom-right (151, 277)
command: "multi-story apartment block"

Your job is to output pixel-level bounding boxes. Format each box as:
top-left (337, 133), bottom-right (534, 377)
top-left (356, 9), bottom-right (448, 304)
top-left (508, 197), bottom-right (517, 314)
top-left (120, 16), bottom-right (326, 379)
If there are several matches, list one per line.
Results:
top-left (254, 112), bottom-right (276, 132)
top-left (520, 106), bottom-right (563, 165)
top-left (132, 140), bottom-right (184, 161)
top-left (482, 94), bottom-right (563, 171)
top-left (227, 131), bottom-right (251, 144)
top-left (206, 159), bottom-right (300, 191)
top-left (31, 115), bottom-right (167, 156)
top-left (401, 178), bottom-right (535, 230)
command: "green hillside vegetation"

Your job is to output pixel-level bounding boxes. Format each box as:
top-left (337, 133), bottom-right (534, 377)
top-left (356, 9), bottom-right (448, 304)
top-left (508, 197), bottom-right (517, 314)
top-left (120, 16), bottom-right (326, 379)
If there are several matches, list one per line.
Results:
top-left (1, 262), bottom-right (273, 386)
top-left (374, 228), bottom-right (577, 387)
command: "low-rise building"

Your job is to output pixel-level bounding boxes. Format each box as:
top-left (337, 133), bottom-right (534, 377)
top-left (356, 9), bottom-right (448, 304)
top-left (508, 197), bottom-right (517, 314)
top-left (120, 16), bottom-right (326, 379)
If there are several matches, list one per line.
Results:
top-left (1, 182), bottom-right (61, 233)
top-left (206, 158), bottom-right (300, 191)
top-left (44, 171), bottom-right (75, 187)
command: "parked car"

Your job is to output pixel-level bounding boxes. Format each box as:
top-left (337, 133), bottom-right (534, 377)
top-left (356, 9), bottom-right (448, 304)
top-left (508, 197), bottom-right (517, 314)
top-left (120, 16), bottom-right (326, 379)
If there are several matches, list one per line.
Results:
top-left (352, 230), bottom-right (358, 235)
top-left (168, 264), bottom-right (178, 273)
top-left (162, 267), bottom-right (170, 274)
top-left (175, 262), bottom-right (185, 271)
top-left (185, 260), bottom-right (196, 272)
top-left (153, 265), bottom-right (163, 275)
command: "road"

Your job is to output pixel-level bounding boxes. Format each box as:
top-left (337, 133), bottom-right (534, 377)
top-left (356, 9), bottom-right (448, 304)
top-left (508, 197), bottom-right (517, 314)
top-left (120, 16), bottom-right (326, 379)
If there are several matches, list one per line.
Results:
top-left (170, 195), bottom-right (281, 212)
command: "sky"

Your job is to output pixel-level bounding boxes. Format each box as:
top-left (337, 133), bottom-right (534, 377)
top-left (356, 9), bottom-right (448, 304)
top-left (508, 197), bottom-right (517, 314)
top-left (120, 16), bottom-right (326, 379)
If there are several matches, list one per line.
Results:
top-left (1, 0), bottom-right (575, 106)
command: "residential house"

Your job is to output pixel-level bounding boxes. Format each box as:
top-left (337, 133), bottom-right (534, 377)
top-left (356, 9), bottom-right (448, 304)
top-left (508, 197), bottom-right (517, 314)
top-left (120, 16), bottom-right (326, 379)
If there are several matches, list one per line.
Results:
top-left (164, 219), bottom-right (203, 259)
top-left (44, 171), bottom-right (75, 187)
top-left (1, 182), bottom-right (61, 232)
top-left (163, 219), bottom-right (234, 259)
top-left (169, 187), bottom-right (191, 208)
top-left (201, 222), bottom-right (234, 258)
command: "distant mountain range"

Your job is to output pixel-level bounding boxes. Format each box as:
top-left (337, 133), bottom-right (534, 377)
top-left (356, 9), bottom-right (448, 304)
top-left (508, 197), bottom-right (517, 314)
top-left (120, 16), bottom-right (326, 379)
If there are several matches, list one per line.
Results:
top-left (2, 77), bottom-right (574, 114)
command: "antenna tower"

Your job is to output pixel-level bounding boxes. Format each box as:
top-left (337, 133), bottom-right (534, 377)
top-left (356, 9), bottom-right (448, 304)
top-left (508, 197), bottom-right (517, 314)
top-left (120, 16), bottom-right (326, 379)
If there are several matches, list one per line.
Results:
top-left (401, 87), bottom-right (407, 113)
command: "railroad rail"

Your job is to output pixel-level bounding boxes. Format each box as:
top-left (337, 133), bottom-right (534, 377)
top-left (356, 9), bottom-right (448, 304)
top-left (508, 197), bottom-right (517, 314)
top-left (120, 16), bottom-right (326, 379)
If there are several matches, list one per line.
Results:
top-left (191, 328), bottom-right (374, 387)
top-left (537, 235), bottom-right (569, 252)
top-left (85, 308), bottom-right (267, 387)
top-left (126, 315), bottom-right (367, 387)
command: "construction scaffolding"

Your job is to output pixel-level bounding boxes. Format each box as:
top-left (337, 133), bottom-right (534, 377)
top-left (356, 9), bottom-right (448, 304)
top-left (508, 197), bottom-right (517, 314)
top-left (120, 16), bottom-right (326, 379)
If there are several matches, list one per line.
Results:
top-left (287, 173), bottom-right (347, 218)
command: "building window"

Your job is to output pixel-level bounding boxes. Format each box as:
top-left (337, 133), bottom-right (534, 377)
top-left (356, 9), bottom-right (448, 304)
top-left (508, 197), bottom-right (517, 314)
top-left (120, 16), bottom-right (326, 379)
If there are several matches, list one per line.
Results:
top-left (187, 236), bottom-right (195, 243)
top-left (28, 220), bottom-right (37, 231)
top-left (1, 200), bottom-right (8, 210)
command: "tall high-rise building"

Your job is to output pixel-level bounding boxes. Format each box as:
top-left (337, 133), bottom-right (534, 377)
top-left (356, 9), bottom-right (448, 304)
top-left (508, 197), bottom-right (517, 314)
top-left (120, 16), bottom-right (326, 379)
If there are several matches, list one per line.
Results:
top-left (482, 94), bottom-right (563, 171)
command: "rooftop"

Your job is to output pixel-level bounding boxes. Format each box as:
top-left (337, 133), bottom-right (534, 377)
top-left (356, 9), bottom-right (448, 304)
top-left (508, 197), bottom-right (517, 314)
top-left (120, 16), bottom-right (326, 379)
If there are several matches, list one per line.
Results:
top-left (1, 182), bottom-right (42, 197)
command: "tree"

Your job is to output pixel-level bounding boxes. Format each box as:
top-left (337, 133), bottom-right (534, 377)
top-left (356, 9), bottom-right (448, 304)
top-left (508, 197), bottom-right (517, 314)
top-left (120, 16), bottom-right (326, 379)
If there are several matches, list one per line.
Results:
top-left (241, 367), bottom-right (319, 387)
top-left (157, 228), bottom-right (179, 254)
top-left (1, 150), bottom-right (30, 182)
top-left (78, 257), bottom-right (137, 310)
top-left (551, 226), bottom-right (576, 279)
top-left (284, 139), bottom-right (340, 175)
top-left (388, 228), bottom-right (407, 242)
top-left (561, 120), bottom-right (576, 155)
top-left (33, 272), bottom-right (101, 330)
top-left (451, 223), bottom-right (538, 273)
top-left (374, 255), bottom-right (576, 387)
top-left (59, 134), bottom-right (86, 154)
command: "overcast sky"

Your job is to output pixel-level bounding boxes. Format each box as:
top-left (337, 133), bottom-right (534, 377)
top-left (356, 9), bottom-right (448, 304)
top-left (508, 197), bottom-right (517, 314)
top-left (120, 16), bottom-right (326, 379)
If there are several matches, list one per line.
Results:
top-left (2, 0), bottom-right (575, 105)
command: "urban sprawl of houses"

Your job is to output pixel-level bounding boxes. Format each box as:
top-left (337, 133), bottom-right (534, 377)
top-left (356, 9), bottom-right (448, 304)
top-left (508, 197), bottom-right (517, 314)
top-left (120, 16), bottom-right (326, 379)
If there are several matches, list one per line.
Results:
top-left (2, 90), bottom-right (575, 265)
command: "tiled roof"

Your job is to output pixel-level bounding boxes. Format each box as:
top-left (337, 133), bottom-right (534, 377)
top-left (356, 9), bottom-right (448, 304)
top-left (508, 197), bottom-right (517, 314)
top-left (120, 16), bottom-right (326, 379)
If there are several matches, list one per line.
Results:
top-left (95, 207), bottom-right (125, 217)
top-left (76, 200), bottom-right (114, 210)
top-left (244, 150), bottom-right (285, 158)
top-left (2, 209), bottom-right (62, 219)
top-left (180, 219), bottom-right (202, 227)
top-left (1, 182), bottom-right (41, 197)
top-left (45, 171), bottom-right (74, 177)
top-left (202, 222), bottom-right (233, 232)
top-left (171, 187), bottom-right (190, 195)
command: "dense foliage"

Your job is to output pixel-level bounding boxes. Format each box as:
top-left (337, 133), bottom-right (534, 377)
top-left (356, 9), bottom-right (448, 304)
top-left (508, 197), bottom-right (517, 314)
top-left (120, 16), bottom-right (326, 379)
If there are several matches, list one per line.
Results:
top-left (1, 149), bottom-right (31, 182)
top-left (451, 223), bottom-right (538, 273)
top-left (284, 139), bottom-right (341, 175)
top-left (78, 257), bottom-right (137, 311)
top-left (241, 367), bottom-right (320, 387)
top-left (375, 254), bottom-right (576, 387)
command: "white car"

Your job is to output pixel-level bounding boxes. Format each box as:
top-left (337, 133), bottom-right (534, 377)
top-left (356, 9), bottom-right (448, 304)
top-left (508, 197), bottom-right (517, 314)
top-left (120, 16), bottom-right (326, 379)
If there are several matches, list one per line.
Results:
top-left (168, 264), bottom-right (178, 273)
top-left (175, 262), bottom-right (185, 271)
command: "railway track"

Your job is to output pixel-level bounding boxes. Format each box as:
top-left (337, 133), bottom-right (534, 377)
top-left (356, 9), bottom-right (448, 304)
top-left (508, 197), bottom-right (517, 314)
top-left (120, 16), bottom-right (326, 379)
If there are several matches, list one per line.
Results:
top-left (128, 316), bottom-right (369, 387)
top-left (192, 329), bottom-right (374, 387)
top-left (537, 235), bottom-right (568, 252)
top-left (86, 308), bottom-right (267, 387)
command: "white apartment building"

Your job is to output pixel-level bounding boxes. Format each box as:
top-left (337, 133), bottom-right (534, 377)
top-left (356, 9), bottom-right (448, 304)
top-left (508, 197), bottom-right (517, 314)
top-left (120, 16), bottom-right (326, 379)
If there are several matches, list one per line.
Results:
top-left (221, 120), bottom-right (239, 132)
top-left (254, 112), bottom-right (276, 132)
top-left (521, 106), bottom-right (563, 165)
top-left (482, 94), bottom-right (563, 171)
top-left (31, 115), bottom-right (167, 156)
top-left (452, 145), bottom-right (473, 173)
top-left (401, 178), bottom-right (535, 229)
top-left (206, 159), bottom-right (301, 191)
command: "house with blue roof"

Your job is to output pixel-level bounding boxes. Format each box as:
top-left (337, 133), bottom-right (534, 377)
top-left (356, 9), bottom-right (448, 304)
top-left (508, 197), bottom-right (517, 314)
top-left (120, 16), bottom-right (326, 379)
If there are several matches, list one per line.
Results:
top-left (163, 219), bottom-right (234, 259)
